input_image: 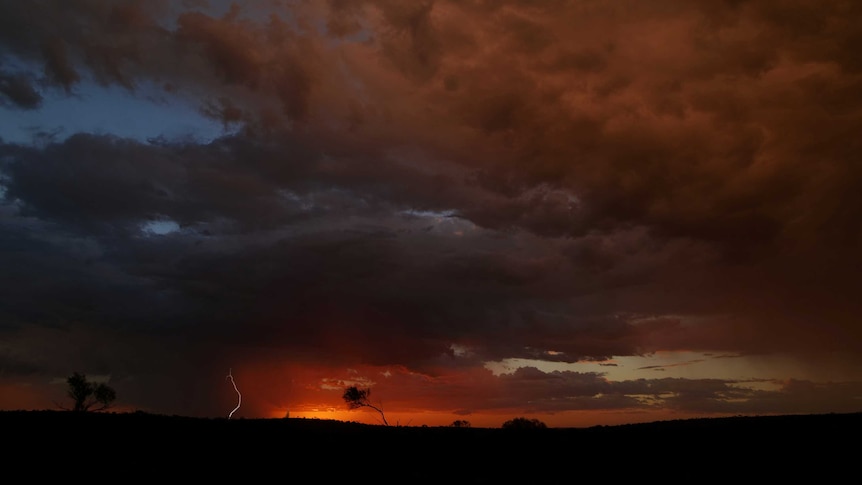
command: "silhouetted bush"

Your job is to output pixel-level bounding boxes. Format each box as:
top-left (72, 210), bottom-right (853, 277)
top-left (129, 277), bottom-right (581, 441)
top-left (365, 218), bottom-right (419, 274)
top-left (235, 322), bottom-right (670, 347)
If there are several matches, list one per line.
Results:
top-left (501, 417), bottom-right (547, 429)
top-left (343, 385), bottom-right (389, 426)
top-left (60, 372), bottom-right (116, 412)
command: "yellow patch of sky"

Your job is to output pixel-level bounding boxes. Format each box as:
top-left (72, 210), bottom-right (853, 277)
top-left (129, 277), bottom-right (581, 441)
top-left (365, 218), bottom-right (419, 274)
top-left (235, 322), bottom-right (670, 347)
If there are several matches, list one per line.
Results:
top-left (483, 350), bottom-right (853, 392)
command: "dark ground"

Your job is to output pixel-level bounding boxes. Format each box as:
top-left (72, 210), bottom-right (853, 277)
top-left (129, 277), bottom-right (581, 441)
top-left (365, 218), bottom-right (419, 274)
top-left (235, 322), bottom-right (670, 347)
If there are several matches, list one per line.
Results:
top-left (4, 410), bottom-right (859, 482)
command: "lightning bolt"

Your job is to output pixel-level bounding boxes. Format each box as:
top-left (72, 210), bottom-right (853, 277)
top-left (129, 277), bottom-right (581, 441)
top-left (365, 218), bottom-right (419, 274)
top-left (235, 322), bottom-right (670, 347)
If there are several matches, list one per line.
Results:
top-left (226, 368), bottom-right (241, 419)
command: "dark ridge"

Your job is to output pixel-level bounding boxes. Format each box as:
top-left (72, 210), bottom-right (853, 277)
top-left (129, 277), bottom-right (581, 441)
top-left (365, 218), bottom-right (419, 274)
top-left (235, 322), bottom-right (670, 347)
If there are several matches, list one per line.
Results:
top-left (5, 410), bottom-right (858, 482)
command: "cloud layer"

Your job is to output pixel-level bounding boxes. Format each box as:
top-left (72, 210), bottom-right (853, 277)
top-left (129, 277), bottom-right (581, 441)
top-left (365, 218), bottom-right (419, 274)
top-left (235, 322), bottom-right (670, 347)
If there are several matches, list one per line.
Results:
top-left (1, 0), bottom-right (861, 425)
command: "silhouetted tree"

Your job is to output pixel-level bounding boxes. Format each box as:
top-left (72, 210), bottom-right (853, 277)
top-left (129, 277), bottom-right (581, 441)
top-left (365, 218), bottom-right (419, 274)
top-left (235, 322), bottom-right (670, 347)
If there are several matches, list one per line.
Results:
top-left (342, 386), bottom-right (388, 426)
top-left (502, 417), bottom-right (547, 430)
top-left (451, 419), bottom-right (472, 428)
top-left (62, 372), bottom-right (116, 412)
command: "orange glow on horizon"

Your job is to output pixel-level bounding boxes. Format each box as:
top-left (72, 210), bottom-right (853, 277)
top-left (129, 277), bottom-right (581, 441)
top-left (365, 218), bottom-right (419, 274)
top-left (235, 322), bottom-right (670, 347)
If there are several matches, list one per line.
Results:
top-left (233, 360), bottom-right (702, 428)
top-left (0, 383), bottom-right (49, 411)
top-left (269, 408), bottom-right (358, 422)
top-left (261, 403), bottom-right (734, 429)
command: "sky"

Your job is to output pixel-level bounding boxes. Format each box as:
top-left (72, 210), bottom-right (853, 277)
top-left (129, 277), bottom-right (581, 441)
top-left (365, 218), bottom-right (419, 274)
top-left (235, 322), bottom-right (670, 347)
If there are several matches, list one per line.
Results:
top-left (1, 0), bottom-right (862, 429)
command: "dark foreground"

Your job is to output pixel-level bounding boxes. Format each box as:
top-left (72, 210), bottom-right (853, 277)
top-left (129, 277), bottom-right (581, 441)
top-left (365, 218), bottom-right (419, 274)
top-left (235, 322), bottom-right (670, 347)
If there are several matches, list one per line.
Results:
top-left (4, 410), bottom-right (859, 482)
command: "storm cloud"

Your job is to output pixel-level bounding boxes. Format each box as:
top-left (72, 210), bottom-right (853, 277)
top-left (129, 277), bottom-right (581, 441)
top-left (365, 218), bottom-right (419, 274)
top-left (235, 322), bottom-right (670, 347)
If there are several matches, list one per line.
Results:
top-left (1, 0), bottom-right (861, 426)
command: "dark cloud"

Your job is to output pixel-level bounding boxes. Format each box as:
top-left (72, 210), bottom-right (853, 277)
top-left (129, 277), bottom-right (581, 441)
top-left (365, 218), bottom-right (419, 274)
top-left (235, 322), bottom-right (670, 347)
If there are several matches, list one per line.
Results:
top-left (41, 39), bottom-right (82, 92)
top-left (0, 71), bottom-right (42, 109)
top-left (1, 0), bottom-right (861, 424)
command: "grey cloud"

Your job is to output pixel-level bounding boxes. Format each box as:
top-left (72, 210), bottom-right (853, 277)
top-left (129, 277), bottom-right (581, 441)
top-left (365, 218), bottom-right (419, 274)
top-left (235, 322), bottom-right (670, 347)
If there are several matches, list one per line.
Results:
top-left (0, 71), bottom-right (43, 109)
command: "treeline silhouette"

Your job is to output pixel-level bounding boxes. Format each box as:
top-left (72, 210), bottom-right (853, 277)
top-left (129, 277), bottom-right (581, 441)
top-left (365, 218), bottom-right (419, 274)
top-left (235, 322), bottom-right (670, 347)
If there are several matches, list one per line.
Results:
top-left (10, 371), bottom-right (859, 480)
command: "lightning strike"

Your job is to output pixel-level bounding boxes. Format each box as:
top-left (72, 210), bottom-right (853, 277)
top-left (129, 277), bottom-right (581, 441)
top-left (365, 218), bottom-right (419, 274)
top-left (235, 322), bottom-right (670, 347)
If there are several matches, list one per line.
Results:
top-left (226, 368), bottom-right (241, 419)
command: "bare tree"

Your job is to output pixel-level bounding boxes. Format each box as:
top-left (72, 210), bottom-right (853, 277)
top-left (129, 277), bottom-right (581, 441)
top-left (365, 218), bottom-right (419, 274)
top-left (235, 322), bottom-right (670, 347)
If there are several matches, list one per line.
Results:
top-left (60, 372), bottom-right (116, 412)
top-left (342, 386), bottom-right (388, 426)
